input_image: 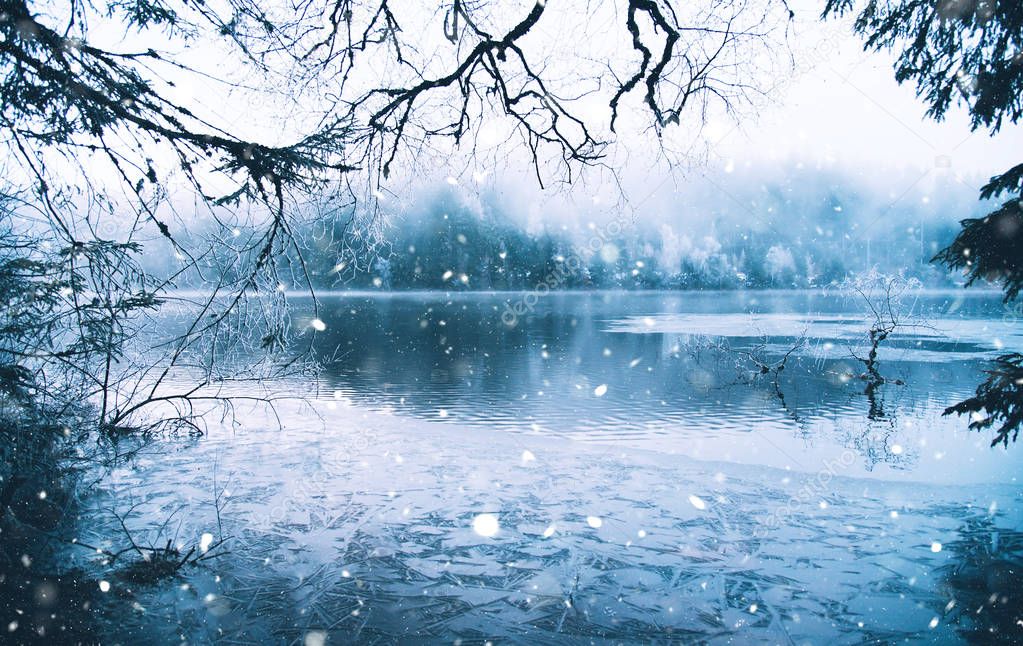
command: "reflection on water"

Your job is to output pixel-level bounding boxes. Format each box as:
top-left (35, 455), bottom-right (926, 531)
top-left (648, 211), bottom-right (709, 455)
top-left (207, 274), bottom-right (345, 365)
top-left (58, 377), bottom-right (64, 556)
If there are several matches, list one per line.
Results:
top-left (942, 515), bottom-right (1023, 642)
top-left (301, 290), bottom-right (1021, 483)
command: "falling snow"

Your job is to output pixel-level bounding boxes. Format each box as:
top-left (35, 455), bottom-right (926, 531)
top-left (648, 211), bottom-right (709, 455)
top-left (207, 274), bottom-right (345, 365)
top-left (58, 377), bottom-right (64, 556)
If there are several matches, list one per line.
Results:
top-left (472, 513), bottom-right (500, 537)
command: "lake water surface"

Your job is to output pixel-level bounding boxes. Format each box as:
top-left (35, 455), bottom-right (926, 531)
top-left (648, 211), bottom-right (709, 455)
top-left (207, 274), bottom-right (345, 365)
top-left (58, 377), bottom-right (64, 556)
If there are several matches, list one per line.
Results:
top-left (306, 289), bottom-right (1021, 483)
top-left (77, 290), bottom-right (1023, 643)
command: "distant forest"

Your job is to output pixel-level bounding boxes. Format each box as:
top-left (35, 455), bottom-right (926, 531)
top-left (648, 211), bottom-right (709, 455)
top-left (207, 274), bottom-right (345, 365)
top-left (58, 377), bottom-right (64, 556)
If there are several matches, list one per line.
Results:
top-left (157, 166), bottom-right (985, 292)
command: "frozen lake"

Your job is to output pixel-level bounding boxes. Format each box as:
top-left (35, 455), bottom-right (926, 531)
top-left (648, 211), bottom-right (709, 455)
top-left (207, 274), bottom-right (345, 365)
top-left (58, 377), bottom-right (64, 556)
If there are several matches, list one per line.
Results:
top-left (76, 290), bottom-right (1023, 643)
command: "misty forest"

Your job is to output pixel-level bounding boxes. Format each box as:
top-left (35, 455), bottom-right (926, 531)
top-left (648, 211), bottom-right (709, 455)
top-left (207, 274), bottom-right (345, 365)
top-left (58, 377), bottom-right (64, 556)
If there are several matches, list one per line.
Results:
top-left (1, 0), bottom-right (1022, 643)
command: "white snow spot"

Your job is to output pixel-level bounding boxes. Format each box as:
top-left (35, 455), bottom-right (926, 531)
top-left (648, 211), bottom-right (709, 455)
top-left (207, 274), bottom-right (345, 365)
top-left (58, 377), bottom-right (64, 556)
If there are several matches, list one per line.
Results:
top-left (599, 243), bottom-right (619, 264)
top-left (629, 358), bottom-right (642, 368)
top-left (586, 516), bottom-right (603, 529)
top-left (637, 529), bottom-right (647, 538)
top-left (304, 630), bottom-right (327, 646)
top-left (442, 270), bottom-right (454, 281)
top-left (438, 409), bottom-right (448, 418)
top-left (593, 384), bottom-right (608, 397)
top-left (928, 617), bottom-right (939, 629)
top-left (446, 176), bottom-right (458, 186)
top-left (542, 523), bottom-right (557, 538)
top-left (749, 604), bottom-right (758, 614)
top-left (931, 542), bottom-right (942, 553)
top-left (99, 580), bottom-right (111, 592)
top-left (472, 513), bottom-right (500, 537)
top-left (310, 318), bottom-right (327, 332)
top-left (891, 444), bottom-right (904, 455)
top-left (688, 495), bottom-right (707, 510)
top-left (199, 533), bottom-right (214, 553)
top-left (521, 450), bottom-right (536, 464)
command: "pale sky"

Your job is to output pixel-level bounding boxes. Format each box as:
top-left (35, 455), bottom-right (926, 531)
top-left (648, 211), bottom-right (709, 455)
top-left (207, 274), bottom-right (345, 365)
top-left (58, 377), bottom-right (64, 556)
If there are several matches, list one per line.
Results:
top-left (712, 2), bottom-right (1022, 178)
top-left (21, 0), bottom-right (1020, 234)
top-left (461, 1), bottom-right (1023, 232)
top-left (161, 0), bottom-right (1022, 184)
